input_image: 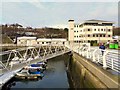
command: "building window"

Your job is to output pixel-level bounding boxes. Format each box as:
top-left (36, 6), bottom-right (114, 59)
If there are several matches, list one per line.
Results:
top-left (96, 35), bottom-right (98, 37)
top-left (104, 29), bottom-right (106, 31)
top-left (93, 35), bottom-right (95, 37)
top-left (74, 36), bottom-right (76, 37)
top-left (74, 25), bottom-right (76, 27)
top-left (79, 36), bottom-right (81, 37)
top-left (100, 35), bottom-right (102, 37)
top-left (108, 29), bottom-right (111, 31)
top-left (42, 42), bottom-right (44, 44)
top-left (88, 29), bottom-right (90, 31)
top-left (77, 31), bottom-right (78, 32)
top-left (94, 29), bottom-right (96, 31)
top-left (103, 35), bottom-right (105, 37)
top-left (108, 35), bottom-right (111, 37)
top-left (88, 34), bottom-right (90, 37)
top-left (74, 31), bottom-right (76, 32)
top-left (98, 29), bottom-right (100, 31)
top-left (101, 29), bottom-right (103, 31)
top-left (37, 42), bottom-right (39, 44)
top-left (77, 36), bottom-right (78, 38)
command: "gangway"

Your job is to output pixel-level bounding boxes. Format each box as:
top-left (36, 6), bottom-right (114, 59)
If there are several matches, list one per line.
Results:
top-left (0, 44), bottom-right (71, 88)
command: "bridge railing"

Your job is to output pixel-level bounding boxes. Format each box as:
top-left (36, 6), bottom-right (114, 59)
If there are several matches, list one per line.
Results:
top-left (66, 43), bottom-right (120, 73)
top-left (0, 44), bottom-right (70, 71)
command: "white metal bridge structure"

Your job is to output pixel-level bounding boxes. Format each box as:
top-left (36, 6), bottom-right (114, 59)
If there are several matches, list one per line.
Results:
top-left (0, 42), bottom-right (119, 88)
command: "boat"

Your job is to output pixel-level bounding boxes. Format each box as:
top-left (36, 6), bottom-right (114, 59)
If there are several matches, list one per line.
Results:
top-left (37, 62), bottom-right (47, 69)
top-left (23, 63), bottom-right (46, 72)
top-left (30, 64), bottom-right (46, 70)
top-left (15, 69), bottom-right (44, 79)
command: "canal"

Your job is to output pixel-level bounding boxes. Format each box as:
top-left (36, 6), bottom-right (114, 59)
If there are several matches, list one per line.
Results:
top-left (2, 54), bottom-right (71, 89)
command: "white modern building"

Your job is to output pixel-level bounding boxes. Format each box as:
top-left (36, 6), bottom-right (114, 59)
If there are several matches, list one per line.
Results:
top-left (37, 38), bottom-right (66, 46)
top-left (68, 19), bottom-right (114, 44)
top-left (17, 36), bottom-right (37, 46)
top-left (17, 36), bottom-right (66, 46)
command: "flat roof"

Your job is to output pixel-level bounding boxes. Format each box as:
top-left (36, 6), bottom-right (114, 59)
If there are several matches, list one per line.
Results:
top-left (84, 19), bottom-right (114, 24)
top-left (17, 36), bottom-right (37, 40)
top-left (37, 38), bottom-right (66, 41)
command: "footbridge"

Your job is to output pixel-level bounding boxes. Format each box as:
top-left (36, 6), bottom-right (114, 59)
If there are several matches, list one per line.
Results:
top-left (0, 43), bottom-right (71, 88)
top-left (0, 42), bottom-right (120, 89)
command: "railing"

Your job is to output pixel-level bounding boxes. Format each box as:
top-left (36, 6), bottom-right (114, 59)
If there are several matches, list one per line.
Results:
top-left (1, 42), bottom-right (119, 73)
top-left (66, 43), bottom-right (120, 73)
top-left (0, 44), bottom-right (70, 71)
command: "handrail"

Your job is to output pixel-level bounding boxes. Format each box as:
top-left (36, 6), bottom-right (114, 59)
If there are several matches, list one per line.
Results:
top-left (66, 43), bottom-right (120, 73)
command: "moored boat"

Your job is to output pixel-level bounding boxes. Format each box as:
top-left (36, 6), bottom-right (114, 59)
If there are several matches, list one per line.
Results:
top-left (15, 69), bottom-right (44, 79)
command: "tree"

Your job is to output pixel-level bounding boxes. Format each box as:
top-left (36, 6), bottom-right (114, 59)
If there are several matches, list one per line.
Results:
top-left (64, 28), bottom-right (68, 32)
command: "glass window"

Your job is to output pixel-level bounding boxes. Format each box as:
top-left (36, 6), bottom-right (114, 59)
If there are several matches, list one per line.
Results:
top-left (88, 29), bottom-right (90, 31)
top-left (88, 34), bottom-right (90, 37)
top-left (108, 35), bottom-right (111, 37)
top-left (108, 29), bottom-right (111, 31)
top-left (94, 29), bottom-right (96, 31)
top-left (103, 35), bottom-right (105, 37)
top-left (101, 29), bottom-right (103, 31)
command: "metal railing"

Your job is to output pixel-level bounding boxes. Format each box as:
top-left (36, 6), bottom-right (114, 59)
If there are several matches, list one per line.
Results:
top-left (65, 43), bottom-right (120, 73)
top-left (0, 44), bottom-right (70, 71)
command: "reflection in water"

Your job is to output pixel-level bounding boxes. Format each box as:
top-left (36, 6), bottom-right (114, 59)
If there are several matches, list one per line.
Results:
top-left (2, 55), bottom-right (70, 89)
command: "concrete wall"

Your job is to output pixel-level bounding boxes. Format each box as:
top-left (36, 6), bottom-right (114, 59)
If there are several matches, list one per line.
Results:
top-left (67, 52), bottom-right (119, 89)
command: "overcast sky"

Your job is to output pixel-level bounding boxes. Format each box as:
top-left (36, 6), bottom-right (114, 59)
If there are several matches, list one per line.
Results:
top-left (1, 0), bottom-right (119, 28)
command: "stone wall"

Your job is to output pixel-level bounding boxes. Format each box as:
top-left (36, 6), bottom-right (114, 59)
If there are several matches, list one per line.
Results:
top-left (66, 52), bottom-right (119, 89)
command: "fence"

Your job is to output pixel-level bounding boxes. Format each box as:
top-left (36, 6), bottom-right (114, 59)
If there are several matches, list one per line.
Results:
top-left (65, 43), bottom-right (120, 73)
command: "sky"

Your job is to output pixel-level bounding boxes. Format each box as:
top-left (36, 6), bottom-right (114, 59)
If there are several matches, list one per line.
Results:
top-left (1, 0), bottom-right (119, 28)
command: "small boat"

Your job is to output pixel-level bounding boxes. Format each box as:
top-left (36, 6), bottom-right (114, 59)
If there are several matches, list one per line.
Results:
top-left (31, 64), bottom-right (47, 71)
top-left (37, 62), bottom-right (47, 69)
top-left (23, 64), bottom-right (45, 72)
top-left (15, 69), bottom-right (44, 79)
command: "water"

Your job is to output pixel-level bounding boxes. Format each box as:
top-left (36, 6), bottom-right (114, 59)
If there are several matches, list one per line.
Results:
top-left (3, 55), bottom-right (70, 89)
